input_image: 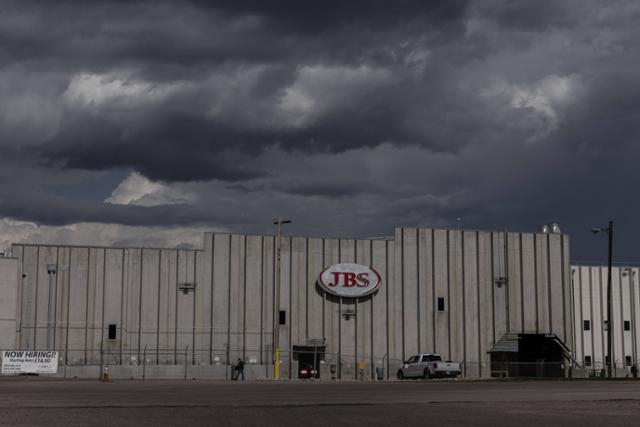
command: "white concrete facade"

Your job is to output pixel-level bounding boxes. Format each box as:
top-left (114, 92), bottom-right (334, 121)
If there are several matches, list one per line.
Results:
top-left (7, 227), bottom-right (572, 379)
top-left (571, 265), bottom-right (640, 373)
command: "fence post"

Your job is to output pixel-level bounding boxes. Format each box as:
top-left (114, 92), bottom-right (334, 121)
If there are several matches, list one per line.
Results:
top-left (184, 346), bottom-right (189, 381)
top-left (143, 345), bottom-right (147, 381)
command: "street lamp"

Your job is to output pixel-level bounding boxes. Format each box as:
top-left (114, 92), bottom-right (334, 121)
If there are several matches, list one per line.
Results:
top-left (273, 218), bottom-right (291, 380)
top-left (592, 221), bottom-right (613, 378)
top-left (46, 264), bottom-right (57, 350)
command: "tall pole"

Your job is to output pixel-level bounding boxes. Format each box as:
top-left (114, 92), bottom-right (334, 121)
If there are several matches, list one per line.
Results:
top-left (607, 220), bottom-right (614, 378)
top-left (273, 218), bottom-right (291, 380)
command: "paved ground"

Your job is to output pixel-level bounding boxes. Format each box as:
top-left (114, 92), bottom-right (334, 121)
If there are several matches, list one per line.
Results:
top-left (1, 379), bottom-right (639, 426)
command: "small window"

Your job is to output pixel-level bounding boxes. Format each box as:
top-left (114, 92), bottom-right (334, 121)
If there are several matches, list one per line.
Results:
top-left (606, 355), bottom-right (611, 364)
top-left (604, 320), bottom-right (608, 331)
top-left (279, 310), bottom-right (286, 325)
top-left (584, 356), bottom-right (592, 367)
top-left (583, 320), bottom-right (591, 331)
top-left (624, 321), bottom-right (631, 331)
top-left (108, 324), bottom-right (117, 340)
top-left (437, 297), bottom-right (445, 312)
top-left (626, 356), bottom-right (632, 366)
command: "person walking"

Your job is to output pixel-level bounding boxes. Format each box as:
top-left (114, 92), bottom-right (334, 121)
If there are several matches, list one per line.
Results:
top-left (235, 358), bottom-right (245, 381)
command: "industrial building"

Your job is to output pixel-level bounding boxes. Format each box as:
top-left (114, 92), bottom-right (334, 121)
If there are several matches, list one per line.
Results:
top-left (0, 226), bottom-right (579, 379)
top-left (571, 264), bottom-right (640, 375)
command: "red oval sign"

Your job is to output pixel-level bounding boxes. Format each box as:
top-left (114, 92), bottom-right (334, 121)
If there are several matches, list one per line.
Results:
top-left (318, 263), bottom-right (382, 298)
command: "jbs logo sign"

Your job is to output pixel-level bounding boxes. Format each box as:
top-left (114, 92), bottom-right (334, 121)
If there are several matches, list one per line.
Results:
top-left (318, 263), bottom-right (382, 298)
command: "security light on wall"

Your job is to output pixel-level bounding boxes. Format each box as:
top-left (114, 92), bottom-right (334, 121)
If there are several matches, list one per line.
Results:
top-left (177, 282), bottom-right (196, 295)
top-left (47, 264), bottom-right (57, 274)
top-left (494, 277), bottom-right (507, 287)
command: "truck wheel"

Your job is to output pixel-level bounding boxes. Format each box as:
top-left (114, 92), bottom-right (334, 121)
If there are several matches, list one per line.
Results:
top-left (397, 370), bottom-right (404, 380)
top-left (423, 369), bottom-right (431, 380)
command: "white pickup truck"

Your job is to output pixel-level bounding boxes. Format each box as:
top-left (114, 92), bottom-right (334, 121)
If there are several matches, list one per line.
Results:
top-left (397, 353), bottom-right (461, 379)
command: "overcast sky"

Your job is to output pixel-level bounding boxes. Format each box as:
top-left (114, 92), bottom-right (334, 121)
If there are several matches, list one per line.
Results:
top-left (1, 0), bottom-right (639, 262)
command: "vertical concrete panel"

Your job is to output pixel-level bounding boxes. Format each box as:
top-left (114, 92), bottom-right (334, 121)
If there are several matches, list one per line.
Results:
top-left (323, 239), bottom-right (340, 373)
top-left (139, 249), bottom-right (159, 364)
top-left (536, 235), bottom-right (550, 333)
top-left (35, 246), bottom-right (57, 349)
top-left (620, 268), bottom-right (632, 366)
top-left (611, 268), bottom-right (623, 367)
top-left (20, 246), bottom-right (38, 349)
top-left (355, 239), bottom-right (371, 376)
top-left (574, 267), bottom-right (584, 363)
top-left (463, 231), bottom-right (479, 377)
top-left (102, 249), bottom-right (123, 364)
top-left (67, 248), bottom-right (89, 364)
top-left (507, 233), bottom-right (522, 334)
top-left (232, 238), bottom-right (245, 366)
top-left (0, 258), bottom-right (18, 350)
top-left (419, 229), bottom-right (433, 354)
top-left (388, 231), bottom-right (400, 368)
top-left (578, 266), bottom-right (591, 364)
top-left (87, 249), bottom-right (104, 364)
top-left (278, 236), bottom-right (291, 378)
top-left (212, 235), bottom-right (230, 365)
top-left (307, 238), bottom-right (324, 342)
top-left (157, 250), bottom-right (176, 364)
top-left (592, 267), bottom-right (605, 367)
top-left (12, 245), bottom-right (25, 348)
top-left (433, 230), bottom-right (450, 360)
top-left (339, 239), bottom-right (356, 378)
top-left (244, 236), bottom-right (263, 364)
top-left (633, 268), bottom-right (640, 365)
top-left (402, 229), bottom-right (419, 359)
top-left (562, 237), bottom-right (572, 354)
top-left (492, 232), bottom-right (507, 338)
top-left (56, 247), bottom-right (70, 362)
top-left (371, 240), bottom-right (388, 376)
top-left (193, 249), bottom-right (210, 364)
top-left (520, 235), bottom-right (537, 333)
top-left (290, 237), bottom-right (306, 354)
top-left (547, 235), bottom-right (564, 340)
top-left (449, 230), bottom-right (463, 364)
top-left (175, 250), bottom-right (193, 361)
top-left (478, 231), bottom-right (493, 377)
top-left (262, 236), bottom-right (275, 366)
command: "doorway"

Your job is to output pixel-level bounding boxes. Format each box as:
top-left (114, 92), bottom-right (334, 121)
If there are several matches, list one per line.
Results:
top-left (292, 345), bottom-right (324, 379)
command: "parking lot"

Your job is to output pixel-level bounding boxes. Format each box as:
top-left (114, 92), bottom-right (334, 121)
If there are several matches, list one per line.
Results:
top-left (1, 378), bottom-right (639, 426)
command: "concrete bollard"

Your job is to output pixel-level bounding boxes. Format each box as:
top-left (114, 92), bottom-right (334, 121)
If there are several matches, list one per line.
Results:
top-left (102, 367), bottom-right (109, 383)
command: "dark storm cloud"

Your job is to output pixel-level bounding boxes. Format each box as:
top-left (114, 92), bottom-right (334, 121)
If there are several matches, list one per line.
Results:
top-left (2, 0), bottom-right (640, 260)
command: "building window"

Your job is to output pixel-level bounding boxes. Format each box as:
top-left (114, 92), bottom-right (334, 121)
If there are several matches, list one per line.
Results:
top-left (584, 356), bottom-right (592, 367)
top-left (437, 297), bottom-right (445, 312)
top-left (606, 355), bottom-right (610, 365)
top-left (108, 324), bottom-right (117, 340)
top-left (626, 356), bottom-right (632, 366)
top-left (583, 320), bottom-right (591, 331)
top-left (279, 310), bottom-right (286, 325)
top-left (624, 321), bottom-right (631, 331)
top-left (604, 320), bottom-right (608, 331)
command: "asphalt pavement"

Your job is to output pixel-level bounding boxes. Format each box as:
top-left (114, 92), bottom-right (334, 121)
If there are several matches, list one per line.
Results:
top-left (1, 378), bottom-right (639, 426)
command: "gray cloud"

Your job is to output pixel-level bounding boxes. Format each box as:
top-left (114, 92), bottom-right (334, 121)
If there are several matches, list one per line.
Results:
top-left (1, 0), bottom-right (640, 261)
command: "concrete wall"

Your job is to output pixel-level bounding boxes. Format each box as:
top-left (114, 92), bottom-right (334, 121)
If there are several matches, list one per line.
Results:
top-left (10, 227), bottom-right (571, 379)
top-left (0, 257), bottom-right (18, 350)
top-left (571, 265), bottom-right (640, 373)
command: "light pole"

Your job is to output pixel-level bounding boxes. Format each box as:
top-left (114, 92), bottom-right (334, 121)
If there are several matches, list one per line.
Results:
top-left (592, 221), bottom-right (613, 378)
top-left (46, 264), bottom-right (57, 350)
top-left (623, 268), bottom-right (636, 366)
top-left (273, 218), bottom-right (291, 380)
